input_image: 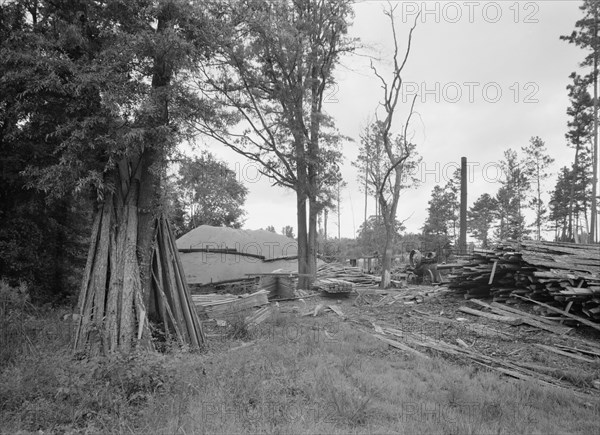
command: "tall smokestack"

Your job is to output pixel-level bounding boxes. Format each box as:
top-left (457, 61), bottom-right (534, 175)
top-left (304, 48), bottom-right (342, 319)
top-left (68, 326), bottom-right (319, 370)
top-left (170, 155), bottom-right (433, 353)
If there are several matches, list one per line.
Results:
top-left (460, 156), bottom-right (467, 254)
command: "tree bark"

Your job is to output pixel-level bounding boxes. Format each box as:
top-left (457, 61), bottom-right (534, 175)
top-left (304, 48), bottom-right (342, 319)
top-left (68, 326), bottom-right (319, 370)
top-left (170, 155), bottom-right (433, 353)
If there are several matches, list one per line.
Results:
top-left (592, 12), bottom-right (598, 243)
top-left (295, 125), bottom-right (311, 290)
top-left (297, 190), bottom-right (310, 290)
top-left (308, 198), bottom-right (318, 282)
top-left (73, 162), bottom-right (204, 355)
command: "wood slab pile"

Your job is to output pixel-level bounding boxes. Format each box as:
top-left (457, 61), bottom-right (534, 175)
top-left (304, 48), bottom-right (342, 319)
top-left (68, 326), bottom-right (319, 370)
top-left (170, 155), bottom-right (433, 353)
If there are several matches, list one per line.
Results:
top-left (315, 278), bottom-right (354, 295)
top-left (315, 262), bottom-right (381, 287)
top-left (447, 240), bottom-right (600, 323)
top-left (192, 289), bottom-right (269, 320)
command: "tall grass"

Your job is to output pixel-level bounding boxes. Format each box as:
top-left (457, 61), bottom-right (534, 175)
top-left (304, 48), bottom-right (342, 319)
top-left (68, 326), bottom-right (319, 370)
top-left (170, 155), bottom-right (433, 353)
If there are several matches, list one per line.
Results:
top-left (1, 282), bottom-right (599, 434)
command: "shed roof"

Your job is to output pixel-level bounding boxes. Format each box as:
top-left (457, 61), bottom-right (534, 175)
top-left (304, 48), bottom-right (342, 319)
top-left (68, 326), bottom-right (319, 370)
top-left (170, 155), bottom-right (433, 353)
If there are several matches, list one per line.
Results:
top-left (176, 225), bottom-right (298, 260)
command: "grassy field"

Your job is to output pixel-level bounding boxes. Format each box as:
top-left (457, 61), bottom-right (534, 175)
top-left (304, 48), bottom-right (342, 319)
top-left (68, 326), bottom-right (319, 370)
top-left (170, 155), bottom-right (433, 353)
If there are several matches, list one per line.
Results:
top-left (2, 295), bottom-right (600, 434)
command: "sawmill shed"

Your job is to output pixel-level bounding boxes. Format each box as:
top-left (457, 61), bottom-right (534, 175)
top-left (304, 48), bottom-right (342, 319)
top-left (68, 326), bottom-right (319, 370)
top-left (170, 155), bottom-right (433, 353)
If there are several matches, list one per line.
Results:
top-left (176, 225), bottom-right (299, 290)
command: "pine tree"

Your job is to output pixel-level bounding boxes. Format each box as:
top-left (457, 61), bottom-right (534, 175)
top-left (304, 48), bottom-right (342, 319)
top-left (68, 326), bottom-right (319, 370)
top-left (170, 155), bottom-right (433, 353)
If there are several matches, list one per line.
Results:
top-left (565, 73), bottom-right (594, 240)
top-left (496, 149), bottom-right (530, 241)
top-left (561, 0), bottom-right (600, 242)
top-left (549, 167), bottom-right (573, 241)
top-left (522, 137), bottom-right (554, 241)
top-left (468, 193), bottom-right (498, 248)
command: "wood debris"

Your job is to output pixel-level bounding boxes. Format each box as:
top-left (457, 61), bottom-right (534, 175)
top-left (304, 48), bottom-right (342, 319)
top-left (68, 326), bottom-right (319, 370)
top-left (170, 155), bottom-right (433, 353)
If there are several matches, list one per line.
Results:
top-left (245, 306), bottom-right (272, 327)
top-left (328, 304), bottom-right (345, 318)
top-left (370, 322), bottom-right (592, 396)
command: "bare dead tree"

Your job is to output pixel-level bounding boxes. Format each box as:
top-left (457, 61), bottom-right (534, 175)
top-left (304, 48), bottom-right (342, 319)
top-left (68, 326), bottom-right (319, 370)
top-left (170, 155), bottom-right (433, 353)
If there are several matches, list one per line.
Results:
top-left (370, 4), bottom-right (419, 288)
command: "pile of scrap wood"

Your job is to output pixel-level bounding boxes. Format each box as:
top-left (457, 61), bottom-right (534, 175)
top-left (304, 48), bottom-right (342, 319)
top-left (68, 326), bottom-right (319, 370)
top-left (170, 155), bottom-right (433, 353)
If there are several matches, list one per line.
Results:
top-left (354, 286), bottom-right (451, 307)
top-left (367, 320), bottom-right (599, 394)
top-left (315, 278), bottom-right (354, 295)
top-left (192, 289), bottom-right (269, 320)
top-left (315, 262), bottom-right (381, 287)
top-left (447, 240), bottom-right (600, 323)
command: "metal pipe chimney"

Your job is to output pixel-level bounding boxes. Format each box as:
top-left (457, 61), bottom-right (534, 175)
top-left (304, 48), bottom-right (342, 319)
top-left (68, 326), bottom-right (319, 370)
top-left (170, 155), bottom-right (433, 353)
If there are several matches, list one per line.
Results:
top-left (460, 157), bottom-right (467, 254)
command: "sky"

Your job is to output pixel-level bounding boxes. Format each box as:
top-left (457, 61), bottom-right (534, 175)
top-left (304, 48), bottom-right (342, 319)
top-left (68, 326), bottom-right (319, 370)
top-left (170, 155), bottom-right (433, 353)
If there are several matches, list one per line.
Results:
top-left (199, 0), bottom-right (587, 239)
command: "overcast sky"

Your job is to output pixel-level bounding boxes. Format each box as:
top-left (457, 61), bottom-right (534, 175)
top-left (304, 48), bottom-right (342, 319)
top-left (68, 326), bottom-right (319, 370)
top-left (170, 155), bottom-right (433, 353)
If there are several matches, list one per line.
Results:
top-left (199, 0), bottom-right (586, 239)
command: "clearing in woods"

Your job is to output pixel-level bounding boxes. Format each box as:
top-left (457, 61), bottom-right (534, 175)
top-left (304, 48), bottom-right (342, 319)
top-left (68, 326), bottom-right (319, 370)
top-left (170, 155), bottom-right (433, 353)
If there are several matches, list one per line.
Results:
top-left (2, 284), bottom-right (600, 434)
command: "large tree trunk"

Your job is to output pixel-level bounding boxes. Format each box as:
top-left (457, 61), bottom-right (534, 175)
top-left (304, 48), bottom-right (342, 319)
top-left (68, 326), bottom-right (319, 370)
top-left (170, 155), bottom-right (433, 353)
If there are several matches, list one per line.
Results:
top-left (138, 147), bottom-right (160, 310)
top-left (568, 143), bottom-right (580, 241)
top-left (591, 13), bottom-right (598, 243)
top-left (73, 162), bottom-right (205, 356)
top-left (379, 167), bottom-right (402, 289)
top-left (306, 64), bottom-right (321, 290)
top-left (297, 191), bottom-right (310, 290)
top-left (295, 127), bottom-right (311, 290)
top-left (380, 220), bottom-right (393, 289)
top-left (324, 208), bottom-right (328, 240)
top-left (308, 197), bottom-right (319, 283)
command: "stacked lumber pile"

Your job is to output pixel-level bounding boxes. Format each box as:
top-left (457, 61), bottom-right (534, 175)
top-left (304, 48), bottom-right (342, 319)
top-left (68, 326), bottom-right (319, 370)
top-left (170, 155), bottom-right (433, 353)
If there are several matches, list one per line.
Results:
top-left (316, 278), bottom-right (354, 295)
top-left (192, 289), bottom-right (269, 320)
top-left (447, 240), bottom-right (600, 322)
top-left (315, 262), bottom-right (380, 287)
top-left (252, 273), bottom-right (296, 298)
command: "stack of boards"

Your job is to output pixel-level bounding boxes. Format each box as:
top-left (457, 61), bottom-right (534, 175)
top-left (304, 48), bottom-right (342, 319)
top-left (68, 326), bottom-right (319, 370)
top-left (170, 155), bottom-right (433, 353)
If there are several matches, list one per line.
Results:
top-left (447, 240), bottom-right (600, 322)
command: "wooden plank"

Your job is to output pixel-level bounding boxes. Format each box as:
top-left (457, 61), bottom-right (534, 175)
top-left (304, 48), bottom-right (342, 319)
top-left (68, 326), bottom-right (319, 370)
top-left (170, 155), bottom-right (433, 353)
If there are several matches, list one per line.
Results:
top-left (534, 343), bottom-right (596, 363)
top-left (513, 295), bottom-right (600, 333)
top-left (488, 261), bottom-right (498, 285)
top-left (471, 301), bottom-right (564, 333)
top-left (458, 306), bottom-right (522, 325)
top-left (555, 344), bottom-right (600, 359)
top-left (328, 304), bottom-right (345, 318)
top-left (373, 334), bottom-right (430, 359)
top-left (198, 290), bottom-right (269, 319)
top-left (489, 302), bottom-right (573, 333)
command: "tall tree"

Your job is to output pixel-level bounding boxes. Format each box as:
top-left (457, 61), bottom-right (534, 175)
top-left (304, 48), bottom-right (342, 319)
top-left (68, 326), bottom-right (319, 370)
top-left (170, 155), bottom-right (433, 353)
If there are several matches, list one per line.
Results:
top-left (422, 185), bottom-right (454, 252)
top-left (549, 167), bottom-right (573, 241)
top-left (4, 0), bottom-right (212, 354)
top-left (0, 1), bottom-right (94, 302)
top-left (356, 215), bottom-right (404, 257)
top-left (177, 152), bottom-right (248, 230)
top-left (561, 0), bottom-right (599, 242)
top-left (564, 73), bottom-right (594, 240)
top-left (496, 149), bottom-right (530, 241)
top-left (282, 225), bottom-right (295, 239)
top-left (522, 136), bottom-right (554, 241)
top-left (368, 5), bottom-right (420, 288)
top-left (195, 0), bottom-right (354, 289)
top-left (443, 168), bottom-right (461, 244)
top-left (354, 121), bottom-right (386, 219)
top-left (468, 193), bottom-right (498, 248)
